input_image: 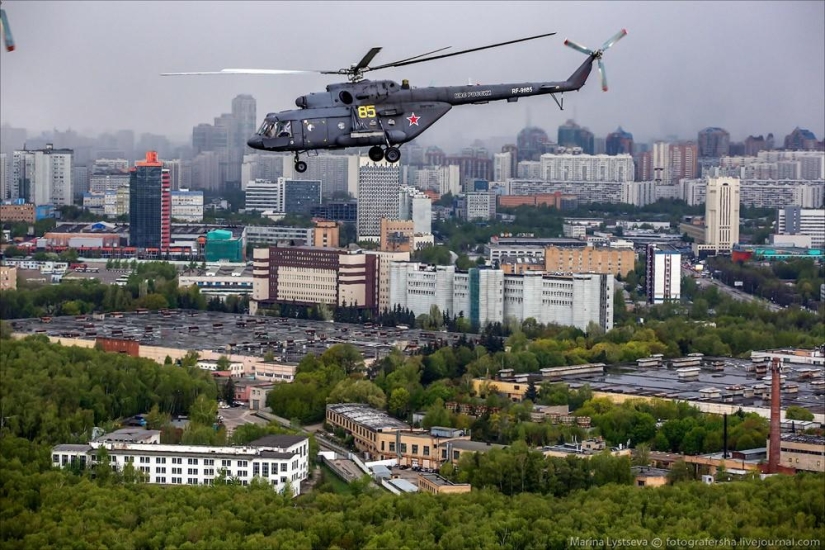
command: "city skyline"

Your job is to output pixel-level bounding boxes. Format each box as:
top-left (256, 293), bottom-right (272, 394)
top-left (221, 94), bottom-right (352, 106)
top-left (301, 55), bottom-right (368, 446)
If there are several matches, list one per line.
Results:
top-left (1, 1), bottom-right (823, 152)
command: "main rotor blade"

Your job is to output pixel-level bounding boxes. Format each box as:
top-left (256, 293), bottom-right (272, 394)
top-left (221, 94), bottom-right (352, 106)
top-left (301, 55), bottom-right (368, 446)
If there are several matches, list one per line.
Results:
top-left (601, 29), bottom-right (627, 52)
top-left (354, 47), bottom-right (382, 71)
top-left (387, 46), bottom-right (453, 66)
top-left (160, 68), bottom-right (320, 76)
top-left (368, 31), bottom-right (556, 71)
top-left (563, 39), bottom-right (593, 56)
top-left (598, 58), bottom-right (608, 91)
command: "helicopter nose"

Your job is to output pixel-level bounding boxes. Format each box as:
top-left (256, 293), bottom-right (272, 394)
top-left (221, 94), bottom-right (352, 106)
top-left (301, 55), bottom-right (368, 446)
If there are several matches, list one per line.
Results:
top-left (247, 136), bottom-right (264, 149)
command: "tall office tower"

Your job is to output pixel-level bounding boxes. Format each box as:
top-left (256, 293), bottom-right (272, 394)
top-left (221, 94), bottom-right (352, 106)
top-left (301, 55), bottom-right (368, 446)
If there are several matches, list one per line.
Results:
top-left (357, 157), bottom-right (401, 240)
top-left (190, 151), bottom-right (222, 191)
top-left (493, 152), bottom-right (513, 182)
top-left (501, 144), bottom-right (518, 175)
top-left (424, 146), bottom-right (446, 166)
top-left (11, 144), bottom-right (73, 206)
top-left (291, 153), bottom-right (351, 197)
top-left (557, 120), bottom-right (594, 154)
top-left (232, 94), bottom-right (257, 154)
top-left (0, 124), bottom-right (27, 154)
top-left (606, 127), bottom-right (634, 155)
top-left (241, 153), bottom-right (288, 190)
top-left (72, 165), bottom-right (89, 196)
top-left (697, 127), bottom-right (730, 158)
top-left (130, 151), bottom-right (170, 249)
top-left (0, 153), bottom-right (9, 200)
top-left (783, 127), bottom-right (819, 151)
top-left (645, 244), bottom-right (681, 304)
top-left (517, 126), bottom-right (550, 161)
top-left (744, 135), bottom-right (768, 157)
top-left (398, 185), bottom-right (432, 234)
top-left (245, 177), bottom-right (321, 214)
top-left (704, 177), bottom-right (740, 253)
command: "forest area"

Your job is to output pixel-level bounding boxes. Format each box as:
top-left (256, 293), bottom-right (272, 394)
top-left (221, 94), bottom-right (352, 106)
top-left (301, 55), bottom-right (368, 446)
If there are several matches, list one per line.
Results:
top-left (1, 327), bottom-right (824, 547)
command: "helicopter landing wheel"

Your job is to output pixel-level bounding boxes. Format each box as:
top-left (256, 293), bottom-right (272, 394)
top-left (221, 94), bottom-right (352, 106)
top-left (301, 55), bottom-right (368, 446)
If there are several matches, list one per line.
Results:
top-left (295, 160), bottom-right (307, 173)
top-left (368, 145), bottom-right (384, 162)
top-left (384, 146), bottom-right (401, 164)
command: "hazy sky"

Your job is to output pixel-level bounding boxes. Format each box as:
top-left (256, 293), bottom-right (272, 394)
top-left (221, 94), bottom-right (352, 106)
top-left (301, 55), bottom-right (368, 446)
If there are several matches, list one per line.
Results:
top-left (1, 1), bottom-right (823, 151)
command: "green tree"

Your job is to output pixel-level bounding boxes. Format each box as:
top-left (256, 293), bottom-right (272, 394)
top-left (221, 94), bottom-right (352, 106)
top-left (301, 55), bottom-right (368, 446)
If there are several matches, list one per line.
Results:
top-left (190, 394), bottom-right (218, 426)
top-left (222, 377), bottom-right (236, 405)
top-left (785, 406), bottom-right (814, 421)
top-left (327, 378), bottom-right (386, 409)
top-left (388, 387), bottom-right (411, 418)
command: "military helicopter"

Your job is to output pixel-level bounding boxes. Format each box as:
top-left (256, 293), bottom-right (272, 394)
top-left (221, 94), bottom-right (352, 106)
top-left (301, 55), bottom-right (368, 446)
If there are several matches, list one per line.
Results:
top-left (162, 29), bottom-right (626, 173)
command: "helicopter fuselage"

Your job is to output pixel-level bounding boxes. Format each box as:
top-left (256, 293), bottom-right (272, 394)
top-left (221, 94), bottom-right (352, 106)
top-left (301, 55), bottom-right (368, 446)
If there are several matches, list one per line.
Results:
top-left (247, 56), bottom-right (594, 154)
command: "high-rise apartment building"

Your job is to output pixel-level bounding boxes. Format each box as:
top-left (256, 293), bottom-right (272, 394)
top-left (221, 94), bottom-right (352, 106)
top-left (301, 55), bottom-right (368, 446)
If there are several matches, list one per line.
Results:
top-left (11, 145), bottom-right (73, 206)
top-left (645, 244), bottom-right (681, 304)
top-left (517, 126), bottom-right (550, 162)
top-left (697, 127), bottom-right (730, 158)
top-left (0, 153), bottom-right (8, 200)
top-left (606, 127), bottom-right (634, 155)
top-left (783, 127), bottom-right (819, 151)
top-left (413, 165), bottom-right (460, 196)
top-left (557, 120), bottom-right (594, 155)
top-left (129, 151), bottom-right (170, 249)
top-left (398, 185), bottom-right (432, 234)
top-left (357, 157), bottom-right (401, 240)
top-left (702, 177), bottom-right (740, 254)
top-left (540, 153), bottom-right (634, 182)
top-left (493, 152), bottom-right (513, 182)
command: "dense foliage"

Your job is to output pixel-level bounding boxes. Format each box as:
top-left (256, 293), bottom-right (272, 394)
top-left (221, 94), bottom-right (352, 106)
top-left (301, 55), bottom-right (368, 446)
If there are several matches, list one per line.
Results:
top-left (707, 257), bottom-right (824, 309)
top-left (1, 444), bottom-right (823, 550)
top-left (0, 336), bottom-right (217, 444)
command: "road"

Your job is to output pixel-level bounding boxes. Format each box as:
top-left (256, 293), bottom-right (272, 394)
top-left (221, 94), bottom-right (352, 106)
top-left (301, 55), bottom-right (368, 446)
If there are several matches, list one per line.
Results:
top-left (218, 406), bottom-right (267, 435)
top-left (684, 268), bottom-right (783, 312)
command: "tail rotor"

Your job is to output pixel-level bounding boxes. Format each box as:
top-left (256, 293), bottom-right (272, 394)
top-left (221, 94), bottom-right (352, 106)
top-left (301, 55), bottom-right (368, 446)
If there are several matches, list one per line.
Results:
top-left (564, 29), bottom-right (627, 91)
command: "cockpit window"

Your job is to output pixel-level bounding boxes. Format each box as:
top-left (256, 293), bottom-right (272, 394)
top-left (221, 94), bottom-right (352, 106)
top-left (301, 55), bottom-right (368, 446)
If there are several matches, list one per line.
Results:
top-left (258, 121), bottom-right (276, 137)
top-left (258, 120), bottom-right (291, 138)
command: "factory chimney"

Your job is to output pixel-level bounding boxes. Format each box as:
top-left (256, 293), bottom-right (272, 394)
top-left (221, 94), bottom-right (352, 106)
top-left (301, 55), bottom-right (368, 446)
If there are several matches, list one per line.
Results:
top-left (768, 357), bottom-right (781, 473)
top-left (723, 413), bottom-right (728, 459)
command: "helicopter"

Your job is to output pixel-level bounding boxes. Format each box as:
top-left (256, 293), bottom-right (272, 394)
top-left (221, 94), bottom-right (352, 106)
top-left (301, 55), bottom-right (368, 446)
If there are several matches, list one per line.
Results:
top-left (162, 29), bottom-right (626, 173)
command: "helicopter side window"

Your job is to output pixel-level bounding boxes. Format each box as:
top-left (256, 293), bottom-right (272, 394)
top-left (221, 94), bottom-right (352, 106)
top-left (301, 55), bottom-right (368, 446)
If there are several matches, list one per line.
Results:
top-left (277, 121), bottom-right (292, 138)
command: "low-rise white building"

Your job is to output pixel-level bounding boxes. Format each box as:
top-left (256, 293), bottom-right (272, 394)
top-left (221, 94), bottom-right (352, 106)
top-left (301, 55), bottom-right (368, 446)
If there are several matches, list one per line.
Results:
top-left (52, 430), bottom-right (310, 496)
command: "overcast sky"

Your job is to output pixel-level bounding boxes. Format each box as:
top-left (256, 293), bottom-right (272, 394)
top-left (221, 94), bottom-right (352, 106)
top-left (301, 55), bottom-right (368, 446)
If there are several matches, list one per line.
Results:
top-left (1, 1), bottom-right (823, 152)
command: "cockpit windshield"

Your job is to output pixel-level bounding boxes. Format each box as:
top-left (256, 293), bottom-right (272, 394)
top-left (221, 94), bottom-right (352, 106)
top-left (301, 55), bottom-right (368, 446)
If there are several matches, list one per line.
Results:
top-left (257, 120), bottom-right (292, 138)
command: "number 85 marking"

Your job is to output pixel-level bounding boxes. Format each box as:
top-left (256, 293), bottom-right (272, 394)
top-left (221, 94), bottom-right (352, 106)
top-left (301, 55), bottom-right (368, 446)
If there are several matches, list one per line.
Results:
top-left (357, 105), bottom-right (376, 118)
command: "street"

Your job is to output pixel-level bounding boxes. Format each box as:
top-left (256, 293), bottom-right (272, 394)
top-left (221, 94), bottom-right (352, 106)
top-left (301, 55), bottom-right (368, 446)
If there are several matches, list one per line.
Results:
top-left (683, 267), bottom-right (783, 312)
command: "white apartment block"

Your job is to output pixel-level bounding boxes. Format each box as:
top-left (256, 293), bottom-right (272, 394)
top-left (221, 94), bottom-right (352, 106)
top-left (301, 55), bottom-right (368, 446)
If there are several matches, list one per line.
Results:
top-left (241, 154), bottom-right (289, 190)
top-left (680, 178), bottom-right (823, 209)
top-left (245, 179), bottom-right (285, 212)
top-left (246, 225), bottom-right (314, 245)
top-left (494, 152), bottom-right (513, 182)
top-left (718, 151), bottom-right (824, 181)
top-left (540, 153), bottom-right (634, 182)
top-left (517, 161), bottom-right (542, 180)
top-left (646, 245), bottom-right (681, 304)
top-left (621, 180), bottom-right (657, 206)
top-left (775, 207), bottom-right (825, 249)
top-left (367, 250), bottom-right (411, 313)
top-left (171, 190), bottom-right (204, 222)
top-left (413, 165), bottom-right (460, 196)
top-left (89, 172), bottom-right (130, 193)
top-left (52, 430), bottom-right (309, 496)
top-left (702, 177), bottom-right (740, 254)
top-left (93, 158), bottom-right (130, 172)
top-left (464, 191), bottom-right (496, 221)
top-left (389, 263), bottom-right (612, 331)
top-left (12, 146), bottom-right (73, 206)
top-left (357, 157), bottom-right (401, 239)
top-left (399, 185), bottom-right (432, 234)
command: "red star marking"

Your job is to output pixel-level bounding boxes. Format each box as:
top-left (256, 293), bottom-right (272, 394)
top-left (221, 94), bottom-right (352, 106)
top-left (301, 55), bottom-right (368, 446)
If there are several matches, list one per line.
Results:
top-left (407, 112), bottom-right (420, 126)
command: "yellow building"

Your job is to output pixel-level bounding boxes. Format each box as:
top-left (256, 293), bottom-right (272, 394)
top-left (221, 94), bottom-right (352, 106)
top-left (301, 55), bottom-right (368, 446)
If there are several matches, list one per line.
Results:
top-left (0, 203), bottom-right (35, 224)
top-left (0, 266), bottom-right (17, 290)
top-left (544, 246), bottom-right (635, 277)
top-left (472, 378), bottom-right (529, 402)
top-left (326, 403), bottom-right (497, 468)
top-left (631, 466), bottom-right (670, 487)
top-left (380, 218), bottom-right (415, 252)
top-left (313, 220), bottom-right (340, 248)
top-left (770, 434), bottom-right (825, 473)
top-left (418, 473), bottom-right (472, 494)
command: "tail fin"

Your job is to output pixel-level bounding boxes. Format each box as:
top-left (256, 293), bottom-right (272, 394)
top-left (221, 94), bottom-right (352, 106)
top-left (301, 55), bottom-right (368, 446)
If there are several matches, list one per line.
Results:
top-left (563, 29), bottom-right (627, 91)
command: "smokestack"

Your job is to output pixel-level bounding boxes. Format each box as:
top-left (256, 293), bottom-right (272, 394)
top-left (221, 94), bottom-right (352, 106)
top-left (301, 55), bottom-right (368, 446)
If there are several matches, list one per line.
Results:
top-left (723, 413), bottom-right (728, 459)
top-left (768, 357), bottom-right (781, 473)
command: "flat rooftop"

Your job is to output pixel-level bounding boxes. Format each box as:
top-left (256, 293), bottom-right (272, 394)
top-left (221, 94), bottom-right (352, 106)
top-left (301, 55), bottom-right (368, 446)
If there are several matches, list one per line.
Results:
top-left (9, 310), bottom-right (474, 363)
top-left (327, 403), bottom-right (409, 432)
top-left (565, 358), bottom-right (825, 416)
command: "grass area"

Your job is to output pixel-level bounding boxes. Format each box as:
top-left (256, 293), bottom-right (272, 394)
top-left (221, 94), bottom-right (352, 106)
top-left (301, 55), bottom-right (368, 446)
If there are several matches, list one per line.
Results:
top-left (318, 463), bottom-right (354, 495)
